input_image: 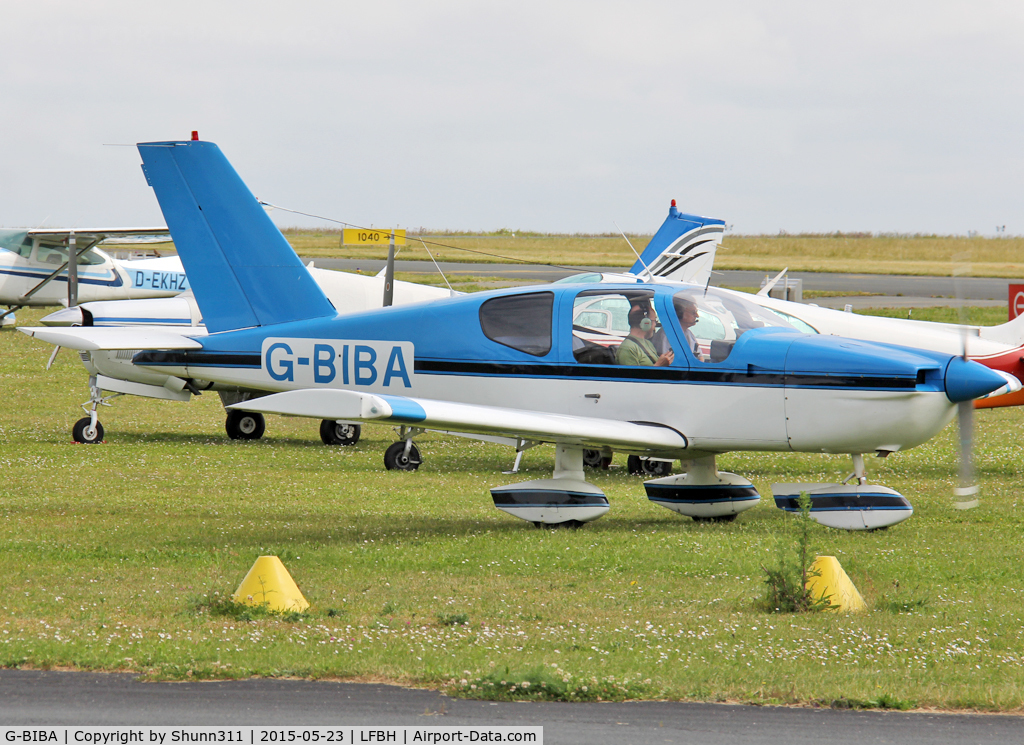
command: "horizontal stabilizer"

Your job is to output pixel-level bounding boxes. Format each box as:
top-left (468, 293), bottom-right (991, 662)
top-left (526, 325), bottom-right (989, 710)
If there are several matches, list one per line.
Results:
top-left (18, 326), bottom-right (203, 351)
top-left (230, 389), bottom-right (689, 453)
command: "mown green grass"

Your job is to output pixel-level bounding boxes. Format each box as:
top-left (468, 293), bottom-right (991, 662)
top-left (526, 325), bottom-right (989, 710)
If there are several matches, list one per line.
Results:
top-left (2, 307), bottom-right (1024, 710)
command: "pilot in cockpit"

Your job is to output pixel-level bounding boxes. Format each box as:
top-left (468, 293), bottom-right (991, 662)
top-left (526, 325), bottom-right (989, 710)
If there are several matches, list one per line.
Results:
top-left (616, 299), bottom-right (675, 367)
top-left (674, 296), bottom-right (705, 361)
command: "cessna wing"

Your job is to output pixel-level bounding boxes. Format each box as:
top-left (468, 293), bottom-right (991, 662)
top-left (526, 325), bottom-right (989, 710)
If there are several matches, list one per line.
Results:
top-left (228, 388), bottom-right (688, 455)
top-left (1, 227), bottom-right (169, 246)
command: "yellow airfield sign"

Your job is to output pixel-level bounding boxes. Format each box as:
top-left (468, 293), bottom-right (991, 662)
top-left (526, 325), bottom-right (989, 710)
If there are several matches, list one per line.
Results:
top-left (343, 228), bottom-right (406, 246)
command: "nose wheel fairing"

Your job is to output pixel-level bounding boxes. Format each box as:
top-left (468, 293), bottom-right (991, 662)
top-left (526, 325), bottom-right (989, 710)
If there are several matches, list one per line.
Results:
top-left (772, 483), bottom-right (913, 530)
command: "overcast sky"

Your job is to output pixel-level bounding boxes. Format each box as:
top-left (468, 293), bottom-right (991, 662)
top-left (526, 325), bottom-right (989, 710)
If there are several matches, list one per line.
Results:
top-left (2, 1), bottom-right (1022, 236)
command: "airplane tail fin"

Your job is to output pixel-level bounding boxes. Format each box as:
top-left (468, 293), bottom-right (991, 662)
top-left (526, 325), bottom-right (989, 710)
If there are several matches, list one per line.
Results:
top-left (978, 310), bottom-right (1024, 347)
top-left (629, 201), bottom-right (725, 286)
top-left (137, 140), bottom-right (335, 333)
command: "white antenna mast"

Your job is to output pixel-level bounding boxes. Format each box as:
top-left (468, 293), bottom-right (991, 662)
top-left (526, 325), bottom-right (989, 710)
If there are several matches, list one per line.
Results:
top-left (614, 221), bottom-right (653, 281)
top-left (418, 239), bottom-right (456, 294)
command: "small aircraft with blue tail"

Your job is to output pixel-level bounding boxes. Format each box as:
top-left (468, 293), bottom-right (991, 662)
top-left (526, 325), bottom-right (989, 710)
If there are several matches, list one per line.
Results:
top-left (20, 139), bottom-right (1013, 530)
top-left (30, 196), bottom-right (726, 447)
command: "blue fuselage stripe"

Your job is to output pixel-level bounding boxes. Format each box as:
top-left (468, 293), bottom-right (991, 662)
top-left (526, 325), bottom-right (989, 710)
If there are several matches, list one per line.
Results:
top-left (0, 267), bottom-right (123, 288)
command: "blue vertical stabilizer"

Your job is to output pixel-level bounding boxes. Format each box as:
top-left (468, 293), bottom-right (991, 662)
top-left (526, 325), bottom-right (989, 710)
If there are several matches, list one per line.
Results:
top-left (629, 202), bottom-right (725, 285)
top-left (137, 140), bottom-right (336, 333)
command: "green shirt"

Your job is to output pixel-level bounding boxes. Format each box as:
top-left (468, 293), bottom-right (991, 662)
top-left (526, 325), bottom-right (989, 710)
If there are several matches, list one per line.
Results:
top-left (616, 335), bottom-right (659, 366)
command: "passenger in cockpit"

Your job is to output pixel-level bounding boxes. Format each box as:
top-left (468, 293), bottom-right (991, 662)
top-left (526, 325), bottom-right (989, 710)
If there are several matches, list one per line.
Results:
top-left (674, 296), bottom-right (705, 361)
top-left (616, 299), bottom-right (674, 366)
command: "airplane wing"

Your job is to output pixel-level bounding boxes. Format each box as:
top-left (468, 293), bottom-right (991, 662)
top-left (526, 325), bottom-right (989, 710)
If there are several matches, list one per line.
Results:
top-left (18, 326), bottom-right (202, 351)
top-left (25, 228), bottom-right (170, 242)
top-left (229, 388), bottom-right (688, 454)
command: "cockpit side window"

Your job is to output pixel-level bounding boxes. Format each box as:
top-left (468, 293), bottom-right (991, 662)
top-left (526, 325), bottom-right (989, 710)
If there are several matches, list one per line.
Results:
top-left (571, 289), bottom-right (675, 367)
top-left (479, 291), bottom-right (553, 356)
top-left (34, 243), bottom-right (105, 266)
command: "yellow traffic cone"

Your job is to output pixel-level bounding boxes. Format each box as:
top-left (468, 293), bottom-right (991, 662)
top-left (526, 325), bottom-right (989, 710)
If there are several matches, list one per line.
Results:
top-left (231, 556), bottom-right (310, 612)
top-left (805, 555), bottom-right (865, 612)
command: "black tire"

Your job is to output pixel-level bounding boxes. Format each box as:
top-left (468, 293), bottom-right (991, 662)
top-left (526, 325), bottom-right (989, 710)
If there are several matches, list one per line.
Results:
top-left (320, 420), bottom-right (361, 446)
top-left (384, 441), bottom-right (421, 471)
top-left (582, 449), bottom-right (604, 468)
top-left (225, 410), bottom-right (266, 440)
top-left (627, 455), bottom-right (673, 477)
top-left (72, 417), bottom-right (104, 444)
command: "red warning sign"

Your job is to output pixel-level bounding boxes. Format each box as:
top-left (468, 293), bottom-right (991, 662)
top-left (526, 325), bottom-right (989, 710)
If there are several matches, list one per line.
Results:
top-left (1010, 284), bottom-right (1024, 321)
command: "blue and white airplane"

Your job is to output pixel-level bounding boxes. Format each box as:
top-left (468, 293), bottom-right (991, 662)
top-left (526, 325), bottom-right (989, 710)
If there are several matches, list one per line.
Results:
top-left (31, 201), bottom-right (725, 448)
top-left (20, 139), bottom-right (1011, 530)
top-left (0, 227), bottom-right (182, 325)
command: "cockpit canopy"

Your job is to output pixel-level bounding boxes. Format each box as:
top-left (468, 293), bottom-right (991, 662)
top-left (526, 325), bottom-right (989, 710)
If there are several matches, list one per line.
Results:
top-left (572, 286), bottom-right (813, 364)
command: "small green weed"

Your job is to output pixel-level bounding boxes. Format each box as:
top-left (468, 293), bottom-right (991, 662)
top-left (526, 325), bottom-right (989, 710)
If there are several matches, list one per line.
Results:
top-left (437, 612), bottom-right (470, 626)
top-left (761, 492), bottom-right (833, 613)
top-left (448, 664), bottom-right (656, 702)
top-left (828, 694), bottom-right (915, 710)
top-left (190, 594), bottom-right (308, 623)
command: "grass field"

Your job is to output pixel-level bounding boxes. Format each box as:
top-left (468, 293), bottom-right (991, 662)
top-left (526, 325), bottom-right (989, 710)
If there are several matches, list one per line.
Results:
top-left (132, 231), bottom-right (1024, 278)
top-left (2, 305), bottom-right (1023, 711)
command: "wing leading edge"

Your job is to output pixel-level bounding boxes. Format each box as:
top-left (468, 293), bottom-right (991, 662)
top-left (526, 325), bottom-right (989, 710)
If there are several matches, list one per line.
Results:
top-left (18, 326), bottom-right (203, 351)
top-left (228, 388), bottom-right (689, 454)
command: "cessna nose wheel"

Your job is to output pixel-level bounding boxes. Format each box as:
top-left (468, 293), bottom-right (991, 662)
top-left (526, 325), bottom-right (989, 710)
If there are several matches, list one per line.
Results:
top-left (72, 417), bottom-right (104, 444)
top-left (225, 410), bottom-right (266, 440)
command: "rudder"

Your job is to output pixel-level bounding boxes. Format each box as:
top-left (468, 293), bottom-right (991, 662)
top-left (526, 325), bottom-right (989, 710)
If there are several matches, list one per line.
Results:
top-left (138, 140), bottom-right (335, 333)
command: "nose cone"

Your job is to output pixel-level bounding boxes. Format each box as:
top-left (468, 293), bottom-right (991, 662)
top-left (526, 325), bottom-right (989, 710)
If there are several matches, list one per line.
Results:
top-left (40, 306), bottom-right (84, 326)
top-left (945, 356), bottom-right (1013, 403)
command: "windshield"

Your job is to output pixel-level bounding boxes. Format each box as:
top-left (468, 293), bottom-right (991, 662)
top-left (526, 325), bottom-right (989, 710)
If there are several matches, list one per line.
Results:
top-left (672, 288), bottom-right (804, 363)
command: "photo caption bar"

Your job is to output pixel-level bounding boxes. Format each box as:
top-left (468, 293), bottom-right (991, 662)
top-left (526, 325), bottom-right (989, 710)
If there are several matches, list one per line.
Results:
top-left (2, 728), bottom-right (541, 745)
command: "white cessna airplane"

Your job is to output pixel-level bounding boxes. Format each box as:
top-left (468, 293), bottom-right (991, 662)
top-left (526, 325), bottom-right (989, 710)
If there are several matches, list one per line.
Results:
top-left (20, 139), bottom-right (1013, 530)
top-left (0, 226), bottom-right (180, 326)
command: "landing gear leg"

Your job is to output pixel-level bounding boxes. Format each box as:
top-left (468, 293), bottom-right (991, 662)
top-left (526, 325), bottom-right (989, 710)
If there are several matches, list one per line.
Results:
top-left (503, 439), bottom-right (539, 475)
top-left (842, 454), bottom-right (867, 485)
top-left (73, 376), bottom-right (121, 443)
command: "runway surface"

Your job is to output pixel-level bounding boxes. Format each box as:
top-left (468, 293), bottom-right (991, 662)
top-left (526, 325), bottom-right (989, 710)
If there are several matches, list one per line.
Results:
top-left (1, 670), bottom-right (1020, 744)
top-left (305, 259), bottom-right (1014, 309)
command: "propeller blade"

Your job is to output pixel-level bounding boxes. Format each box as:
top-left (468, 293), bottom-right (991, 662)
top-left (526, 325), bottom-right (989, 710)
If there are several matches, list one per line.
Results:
top-left (952, 254), bottom-right (979, 509)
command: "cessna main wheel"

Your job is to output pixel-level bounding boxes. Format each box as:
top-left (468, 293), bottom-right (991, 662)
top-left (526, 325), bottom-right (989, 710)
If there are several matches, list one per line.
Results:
top-left (320, 420), bottom-right (361, 446)
top-left (583, 449), bottom-right (612, 469)
top-left (72, 417), bottom-right (104, 444)
top-left (225, 411), bottom-right (266, 440)
top-left (384, 441), bottom-right (421, 471)
top-left (627, 455), bottom-right (673, 477)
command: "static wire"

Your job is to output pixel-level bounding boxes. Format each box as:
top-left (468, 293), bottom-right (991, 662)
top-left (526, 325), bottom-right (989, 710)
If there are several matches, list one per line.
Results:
top-left (257, 200), bottom-right (586, 272)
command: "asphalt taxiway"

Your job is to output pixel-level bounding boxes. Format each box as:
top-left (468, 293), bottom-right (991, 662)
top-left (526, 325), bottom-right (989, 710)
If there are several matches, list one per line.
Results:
top-left (1, 670), bottom-right (1020, 744)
